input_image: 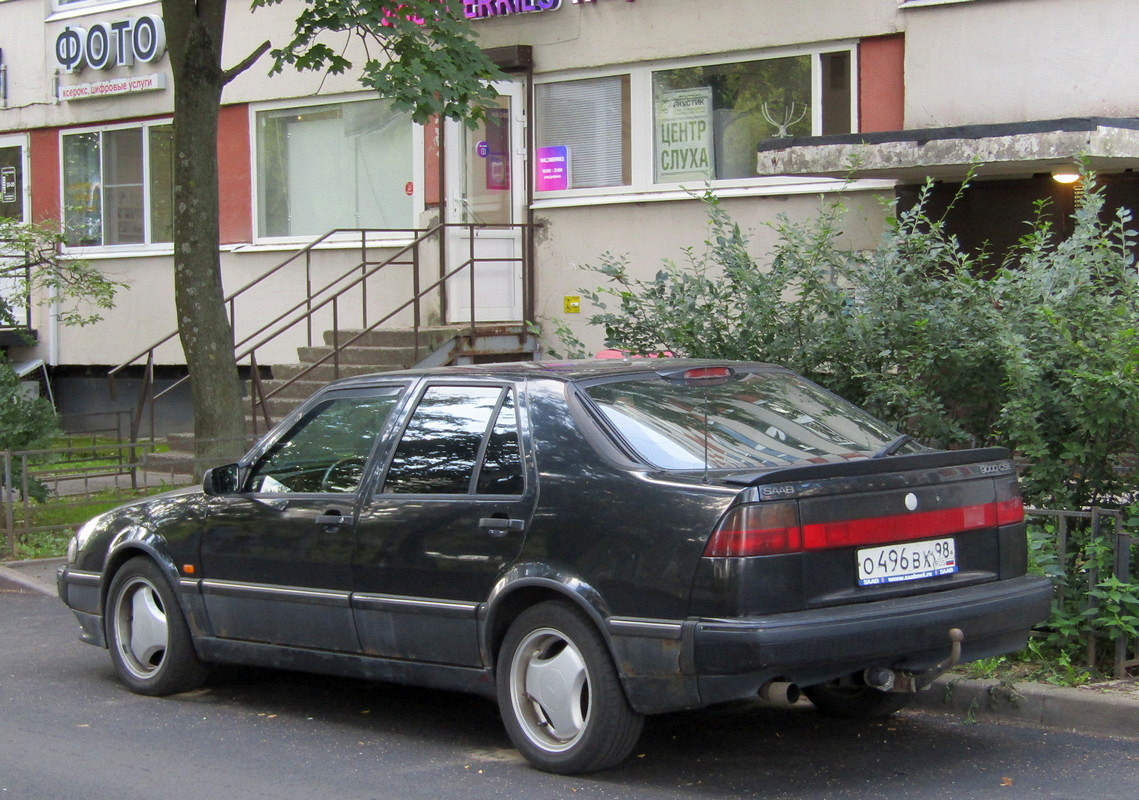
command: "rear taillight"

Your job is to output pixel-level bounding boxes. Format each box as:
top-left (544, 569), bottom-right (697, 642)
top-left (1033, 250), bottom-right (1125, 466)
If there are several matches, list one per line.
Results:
top-left (996, 478), bottom-right (1025, 526)
top-left (706, 478), bottom-right (1023, 558)
top-left (704, 502), bottom-right (802, 557)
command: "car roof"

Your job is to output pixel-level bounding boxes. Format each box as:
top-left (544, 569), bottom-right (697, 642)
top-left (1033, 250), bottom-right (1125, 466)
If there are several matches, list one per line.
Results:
top-left (322, 358), bottom-right (786, 390)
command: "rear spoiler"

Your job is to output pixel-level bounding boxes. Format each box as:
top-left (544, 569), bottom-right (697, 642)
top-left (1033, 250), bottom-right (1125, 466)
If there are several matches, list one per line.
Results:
top-left (722, 447), bottom-right (1013, 487)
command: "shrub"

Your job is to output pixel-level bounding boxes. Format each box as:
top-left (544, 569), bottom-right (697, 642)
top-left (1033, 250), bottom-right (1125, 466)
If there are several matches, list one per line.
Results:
top-left (574, 173), bottom-right (1139, 511)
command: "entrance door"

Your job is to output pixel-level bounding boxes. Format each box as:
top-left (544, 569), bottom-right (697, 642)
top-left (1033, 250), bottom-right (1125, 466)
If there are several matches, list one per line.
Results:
top-left (444, 81), bottom-right (527, 323)
top-left (0, 138), bottom-right (29, 329)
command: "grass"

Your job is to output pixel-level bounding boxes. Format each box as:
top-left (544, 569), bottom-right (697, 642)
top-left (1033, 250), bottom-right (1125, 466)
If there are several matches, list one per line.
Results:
top-left (3, 483), bottom-right (183, 561)
top-left (956, 639), bottom-right (1100, 688)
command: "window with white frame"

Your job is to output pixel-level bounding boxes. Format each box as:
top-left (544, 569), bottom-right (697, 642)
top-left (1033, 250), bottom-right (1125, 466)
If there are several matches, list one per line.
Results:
top-left (534, 47), bottom-right (854, 195)
top-left (50, 0), bottom-right (154, 15)
top-left (255, 98), bottom-right (414, 239)
top-left (62, 121), bottom-right (173, 248)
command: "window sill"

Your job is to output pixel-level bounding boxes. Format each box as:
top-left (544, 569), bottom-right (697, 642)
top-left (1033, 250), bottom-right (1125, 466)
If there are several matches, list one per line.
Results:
top-left (236, 234), bottom-right (420, 254)
top-left (898, 0), bottom-right (977, 8)
top-left (532, 177), bottom-right (895, 210)
top-left (62, 244), bottom-right (174, 259)
top-left (47, 0), bottom-right (155, 22)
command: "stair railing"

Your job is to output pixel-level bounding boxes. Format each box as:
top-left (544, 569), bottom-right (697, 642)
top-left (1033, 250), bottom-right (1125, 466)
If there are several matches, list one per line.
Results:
top-left (110, 223), bottom-right (532, 442)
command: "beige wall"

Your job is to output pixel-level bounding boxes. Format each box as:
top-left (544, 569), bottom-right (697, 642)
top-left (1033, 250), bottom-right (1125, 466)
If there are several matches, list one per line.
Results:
top-left (902, 0), bottom-right (1139, 127)
top-left (472, 0), bottom-right (900, 74)
top-left (531, 187), bottom-right (891, 355)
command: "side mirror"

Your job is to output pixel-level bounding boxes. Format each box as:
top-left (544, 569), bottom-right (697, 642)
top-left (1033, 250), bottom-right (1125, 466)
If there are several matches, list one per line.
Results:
top-left (202, 463), bottom-right (242, 496)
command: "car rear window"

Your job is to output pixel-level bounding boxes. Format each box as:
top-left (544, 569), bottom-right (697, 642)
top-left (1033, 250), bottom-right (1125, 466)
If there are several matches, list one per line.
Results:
top-left (583, 370), bottom-right (905, 470)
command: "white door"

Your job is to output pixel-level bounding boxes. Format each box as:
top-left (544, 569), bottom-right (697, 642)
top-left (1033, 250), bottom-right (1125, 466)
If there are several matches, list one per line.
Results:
top-left (444, 81), bottom-right (527, 323)
top-left (0, 138), bottom-right (29, 329)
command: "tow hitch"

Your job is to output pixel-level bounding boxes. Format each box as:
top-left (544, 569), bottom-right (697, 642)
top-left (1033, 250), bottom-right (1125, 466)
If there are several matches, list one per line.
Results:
top-left (875, 627), bottom-right (964, 693)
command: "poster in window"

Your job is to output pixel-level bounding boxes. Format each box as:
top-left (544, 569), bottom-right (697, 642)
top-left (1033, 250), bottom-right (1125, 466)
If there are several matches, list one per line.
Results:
top-left (655, 87), bottom-right (715, 183)
top-left (484, 107), bottom-right (511, 191)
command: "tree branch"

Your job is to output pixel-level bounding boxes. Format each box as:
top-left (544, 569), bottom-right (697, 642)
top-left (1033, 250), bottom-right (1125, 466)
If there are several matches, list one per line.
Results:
top-left (223, 40), bottom-right (272, 85)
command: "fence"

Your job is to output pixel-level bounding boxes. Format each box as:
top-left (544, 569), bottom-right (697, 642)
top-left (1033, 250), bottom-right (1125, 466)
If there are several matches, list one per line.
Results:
top-left (2, 440), bottom-right (194, 558)
top-left (1026, 508), bottom-right (1137, 678)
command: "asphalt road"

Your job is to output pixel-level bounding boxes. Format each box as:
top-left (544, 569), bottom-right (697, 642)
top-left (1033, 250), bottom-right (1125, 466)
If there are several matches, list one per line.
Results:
top-left (4, 575), bottom-right (1138, 800)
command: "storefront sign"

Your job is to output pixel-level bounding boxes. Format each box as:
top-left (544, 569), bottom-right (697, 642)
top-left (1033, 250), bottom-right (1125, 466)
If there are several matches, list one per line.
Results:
top-left (58, 72), bottom-right (166, 102)
top-left (655, 87), bottom-right (715, 182)
top-left (465, 0), bottom-right (634, 19)
top-left (465, 0), bottom-right (560, 18)
top-left (536, 146), bottom-right (570, 191)
top-left (55, 14), bottom-right (166, 73)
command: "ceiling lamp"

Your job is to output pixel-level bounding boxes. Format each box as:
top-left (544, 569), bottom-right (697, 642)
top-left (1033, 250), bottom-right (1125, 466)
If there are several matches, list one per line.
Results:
top-left (1052, 169), bottom-right (1080, 184)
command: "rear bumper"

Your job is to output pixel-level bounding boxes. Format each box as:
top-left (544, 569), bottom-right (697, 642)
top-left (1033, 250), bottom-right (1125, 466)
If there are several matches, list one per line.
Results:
top-left (691, 575), bottom-right (1052, 706)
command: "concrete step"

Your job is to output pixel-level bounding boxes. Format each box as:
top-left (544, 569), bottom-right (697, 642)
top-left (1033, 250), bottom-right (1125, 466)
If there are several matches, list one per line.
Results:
top-left (271, 362), bottom-right (384, 382)
top-left (324, 326), bottom-right (461, 349)
top-left (296, 344), bottom-right (417, 368)
top-left (257, 378), bottom-right (327, 401)
top-left (141, 449), bottom-right (205, 478)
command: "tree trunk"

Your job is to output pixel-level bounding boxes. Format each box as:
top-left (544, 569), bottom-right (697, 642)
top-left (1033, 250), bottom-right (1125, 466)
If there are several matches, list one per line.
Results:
top-left (162, 0), bottom-right (246, 470)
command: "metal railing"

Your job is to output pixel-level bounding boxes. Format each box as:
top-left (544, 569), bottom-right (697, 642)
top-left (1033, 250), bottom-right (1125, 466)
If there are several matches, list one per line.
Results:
top-left (2, 440), bottom-right (188, 557)
top-left (110, 223), bottom-right (532, 441)
top-left (1027, 508), bottom-right (1137, 678)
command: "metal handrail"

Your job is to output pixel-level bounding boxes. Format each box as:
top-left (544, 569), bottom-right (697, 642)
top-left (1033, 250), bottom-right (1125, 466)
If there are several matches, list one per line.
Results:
top-left (110, 223), bottom-right (532, 441)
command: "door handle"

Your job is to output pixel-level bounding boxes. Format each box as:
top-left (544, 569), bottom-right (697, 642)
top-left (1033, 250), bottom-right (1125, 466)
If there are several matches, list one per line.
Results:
top-left (479, 517), bottom-right (525, 537)
top-left (315, 510), bottom-right (348, 529)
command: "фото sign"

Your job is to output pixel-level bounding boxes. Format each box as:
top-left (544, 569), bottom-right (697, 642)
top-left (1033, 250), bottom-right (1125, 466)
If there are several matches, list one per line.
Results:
top-left (655, 87), bottom-right (714, 183)
top-left (55, 14), bottom-right (167, 73)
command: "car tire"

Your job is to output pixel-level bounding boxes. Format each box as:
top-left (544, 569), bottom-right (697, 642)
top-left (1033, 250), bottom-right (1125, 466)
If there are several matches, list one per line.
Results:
top-left (105, 556), bottom-right (209, 696)
top-left (803, 681), bottom-right (912, 719)
top-left (496, 601), bottom-right (644, 774)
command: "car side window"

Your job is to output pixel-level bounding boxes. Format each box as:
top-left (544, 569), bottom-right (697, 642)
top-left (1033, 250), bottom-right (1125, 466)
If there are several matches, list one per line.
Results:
top-left (247, 391), bottom-right (401, 494)
top-left (476, 391), bottom-right (524, 495)
top-left (383, 385), bottom-right (523, 495)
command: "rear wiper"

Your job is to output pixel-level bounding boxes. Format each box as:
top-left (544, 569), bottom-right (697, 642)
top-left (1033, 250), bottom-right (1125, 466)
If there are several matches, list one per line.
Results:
top-left (873, 434), bottom-right (913, 459)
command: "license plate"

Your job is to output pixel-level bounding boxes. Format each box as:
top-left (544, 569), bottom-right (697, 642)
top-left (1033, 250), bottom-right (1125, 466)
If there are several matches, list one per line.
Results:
top-left (857, 538), bottom-right (957, 586)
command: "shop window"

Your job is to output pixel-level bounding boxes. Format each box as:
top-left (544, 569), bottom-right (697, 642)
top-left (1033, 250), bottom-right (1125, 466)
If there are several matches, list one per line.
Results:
top-left (535, 76), bottom-right (630, 192)
top-left (653, 52), bottom-right (851, 183)
top-left (256, 99), bottom-right (414, 239)
top-left (62, 122), bottom-right (173, 248)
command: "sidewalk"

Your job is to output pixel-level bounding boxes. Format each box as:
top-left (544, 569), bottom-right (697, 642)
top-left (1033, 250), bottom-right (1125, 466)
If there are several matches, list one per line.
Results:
top-left (6, 556), bottom-right (1137, 739)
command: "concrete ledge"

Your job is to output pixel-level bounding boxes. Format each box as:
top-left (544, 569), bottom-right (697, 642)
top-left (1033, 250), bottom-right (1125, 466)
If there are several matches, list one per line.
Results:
top-left (912, 675), bottom-right (1139, 741)
top-left (0, 557), bottom-right (62, 597)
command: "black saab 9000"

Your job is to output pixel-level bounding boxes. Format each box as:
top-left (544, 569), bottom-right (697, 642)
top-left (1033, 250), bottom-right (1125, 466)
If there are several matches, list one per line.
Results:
top-left (58, 360), bottom-right (1051, 773)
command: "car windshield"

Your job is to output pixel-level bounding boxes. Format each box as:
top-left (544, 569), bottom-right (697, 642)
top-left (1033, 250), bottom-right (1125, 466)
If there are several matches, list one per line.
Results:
top-left (583, 369), bottom-right (908, 471)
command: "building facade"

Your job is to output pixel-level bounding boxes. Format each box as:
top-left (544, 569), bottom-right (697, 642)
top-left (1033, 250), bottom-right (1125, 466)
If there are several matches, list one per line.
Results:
top-left (1, 0), bottom-right (1137, 427)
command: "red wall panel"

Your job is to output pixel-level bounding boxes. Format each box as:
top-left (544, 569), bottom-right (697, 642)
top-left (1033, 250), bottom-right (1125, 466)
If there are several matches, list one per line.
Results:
top-left (218, 104), bottom-right (252, 244)
top-left (859, 34), bottom-right (906, 133)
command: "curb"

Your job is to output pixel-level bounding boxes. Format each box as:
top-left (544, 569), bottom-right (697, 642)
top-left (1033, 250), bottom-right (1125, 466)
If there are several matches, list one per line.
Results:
top-left (911, 675), bottom-right (1139, 741)
top-left (0, 557), bottom-right (61, 598)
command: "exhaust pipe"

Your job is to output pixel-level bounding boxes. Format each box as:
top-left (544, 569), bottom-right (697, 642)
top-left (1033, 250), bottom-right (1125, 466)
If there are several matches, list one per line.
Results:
top-left (863, 666), bottom-right (896, 692)
top-left (758, 680), bottom-right (802, 706)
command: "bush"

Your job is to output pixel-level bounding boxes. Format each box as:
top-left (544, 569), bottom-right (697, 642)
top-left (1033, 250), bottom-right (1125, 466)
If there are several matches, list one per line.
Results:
top-left (575, 173), bottom-right (1139, 511)
top-left (0, 359), bottom-right (60, 503)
